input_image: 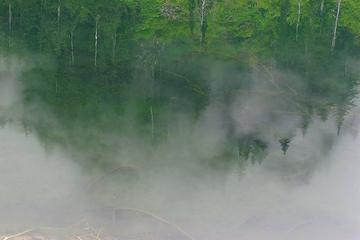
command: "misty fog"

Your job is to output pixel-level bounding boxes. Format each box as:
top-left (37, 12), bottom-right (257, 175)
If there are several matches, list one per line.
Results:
top-left (1, 1), bottom-right (360, 239)
top-left (1, 54), bottom-right (360, 240)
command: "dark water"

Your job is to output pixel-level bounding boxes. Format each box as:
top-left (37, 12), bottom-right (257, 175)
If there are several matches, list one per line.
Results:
top-left (0, 1), bottom-right (360, 240)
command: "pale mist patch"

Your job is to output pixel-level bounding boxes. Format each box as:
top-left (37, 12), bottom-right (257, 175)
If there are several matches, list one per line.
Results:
top-left (182, 64), bottom-right (360, 239)
top-left (0, 57), bottom-right (89, 230)
top-left (0, 55), bottom-right (360, 240)
top-left (0, 57), bottom-right (24, 121)
top-left (0, 125), bottom-right (85, 209)
top-left (206, 117), bottom-right (360, 240)
top-left (88, 99), bottom-right (360, 239)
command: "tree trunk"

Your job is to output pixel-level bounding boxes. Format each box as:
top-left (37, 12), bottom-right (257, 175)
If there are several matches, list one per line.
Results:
top-left (331, 0), bottom-right (342, 54)
top-left (70, 31), bottom-right (74, 65)
top-left (94, 17), bottom-right (99, 69)
top-left (112, 31), bottom-right (117, 63)
top-left (55, 79), bottom-right (58, 94)
top-left (151, 61), bottom-right (156, 96)
top-left (150, 105), bottom-right (154, 141)
top-left (149, 50), bottom-right (158, 142)
top-left (57, 0), bottom-right (61, 31)
top-left (200, 0), bottom-right (207, 47)
top-left (8, 2), bottom-right (12, 48)
top-left (8, 3), bottom-right (12, 33)
top-left (41, 0), bottom-right (46, 11)
top-left (188, 0), bottom-right (195, 35)
top-left (296, 0), bottom-right (301, 41)
top-left (320, 0), bottom-right (325, 15)
top-left (319, 0), bottom-right (325, 34)
top-left (236, 145), bottom-right (241, 162)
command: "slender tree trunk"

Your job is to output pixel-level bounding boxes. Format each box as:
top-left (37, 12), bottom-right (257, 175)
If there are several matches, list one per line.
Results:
top-left (94, 17), bottom-right (99, 69)
top-left (8, 3), bottom-right (12, 33)
top-left (331, 0), bottom-right (342, 54)
top-left (70, 31), bottom-right (74, 65)
top-left (151, 62), bottom-right (156, 96)
top-left (320, 0), bottom-right (325, 15)
top-left (8, 2), bottom-right (12, 48)
top-left (55, 79), bottom-right (58, 94)
top-left (112, 31), bottom-right (117, 63)
top-left (319, 0), bottom-right (325, 34)
top-left (200, 0), bottom-right (207, 47)
top-left (57, 0), bottom-right (61, 31)
top-left (296, 0), bottom-right (301, 41)
top-left (149, 50), bottom-right (158, 142)
top-left (236, 145), bottom-right (241, 162)
top-left (344, 59), bottom-right (348, 76)
top-left (41, 0), bottom-right (45, 11)
top-left (150, 105), bottom-right (154, 141)
top-left (188, 0), bottom-right (195, 35)
top-left (304, 41), bottom-right (309, 77)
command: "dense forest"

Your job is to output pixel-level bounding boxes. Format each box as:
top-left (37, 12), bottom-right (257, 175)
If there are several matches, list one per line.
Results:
top-left (0, 0), bottom-right (360, 169)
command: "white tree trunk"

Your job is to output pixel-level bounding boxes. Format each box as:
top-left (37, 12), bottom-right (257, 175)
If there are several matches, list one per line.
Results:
top-left (296, 0), bottom-right (301, 41)
top-left (8, 3), bottom-right (12, 33)
top-left (70, 31), bottom-right (74, 65)
top-left (150, 53), bottom-right (157, 141)
top-left (151, 61), bottom-right (157, 96)
top-left (200, 0), bottom-right (206, 28)
top-left (200, 0), bottom-right (207, 47)
top-left (320, 0), bottom-right (325, 15)
top-left (236, 146), bottom-right (241, 162)
top-left (57, 0), bottom-right (61, 31)
top-left (331, 0), bottom-right (342, 54)
top-left (8, 2), bottom-right (12, 48)
top-left (112, 31), bottom-right (117, 62)
top-left (41, 0), bottom-right (45, 11)
top-left (94, 17), bottom-right (99, 69)
top-left (150, 106), bottom-right (154, 141)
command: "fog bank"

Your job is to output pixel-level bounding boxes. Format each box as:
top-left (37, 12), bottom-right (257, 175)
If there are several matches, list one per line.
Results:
top-left (1, 56), bottom-right (360, 240)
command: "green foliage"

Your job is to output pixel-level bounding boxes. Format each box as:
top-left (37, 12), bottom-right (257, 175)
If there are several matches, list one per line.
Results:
top-left (0, 0), bottom-right (359, 167)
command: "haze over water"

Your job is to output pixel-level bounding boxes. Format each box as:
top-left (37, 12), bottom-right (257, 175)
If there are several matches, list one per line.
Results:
top-left (1, 1), bottom-right (360, 239)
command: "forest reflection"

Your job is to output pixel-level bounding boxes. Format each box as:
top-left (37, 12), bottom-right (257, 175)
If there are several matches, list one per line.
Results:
top-left (0, 0), bottom-right (359, 172)
top-left (1, 1), bottom-right (360, 239)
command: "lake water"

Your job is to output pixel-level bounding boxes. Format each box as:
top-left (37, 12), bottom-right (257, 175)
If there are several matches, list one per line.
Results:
top-left (1, 1), bottom-right (360, 239)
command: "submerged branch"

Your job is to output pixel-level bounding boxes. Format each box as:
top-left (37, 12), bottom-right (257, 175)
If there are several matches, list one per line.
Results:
top-left (1, 229), bottom-right (35, 240)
